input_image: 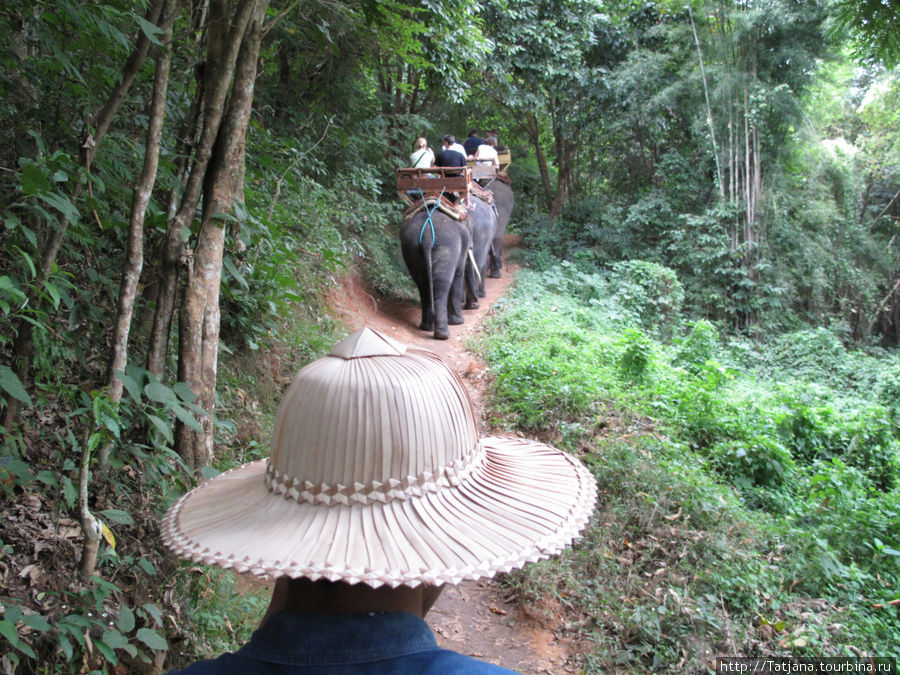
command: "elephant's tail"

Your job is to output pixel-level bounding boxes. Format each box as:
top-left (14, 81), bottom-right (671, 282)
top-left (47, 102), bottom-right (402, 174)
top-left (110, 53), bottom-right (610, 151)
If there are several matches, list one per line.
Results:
top-left (464, 247), bottom-right (480, 302)
top-left (467, 247), bottom-right (481, 284)
top-left (423, 239), bottom-right (436, 326)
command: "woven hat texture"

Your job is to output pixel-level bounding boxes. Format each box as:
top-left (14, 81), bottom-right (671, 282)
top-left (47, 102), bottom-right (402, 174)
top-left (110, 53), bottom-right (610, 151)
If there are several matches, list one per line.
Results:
top-left (161, 327), bottom-right (597, 587)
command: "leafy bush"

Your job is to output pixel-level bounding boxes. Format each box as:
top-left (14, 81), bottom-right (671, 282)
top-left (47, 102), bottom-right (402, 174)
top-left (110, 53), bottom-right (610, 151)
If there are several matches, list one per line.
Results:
top-left (609, 260), bottom-right (683, 339)
top-left (708, 436), bottom-right (796, 489)
top-left (618, 328), bottom-right (654, 381)
top-left (775, 388), bottom-right (848, 463)
top-left (841, 407), bottom-right (900, 490)
top-left (876, 361), bottom-right (900, 422)
top-left (674, 319), bottom-right (720, 374)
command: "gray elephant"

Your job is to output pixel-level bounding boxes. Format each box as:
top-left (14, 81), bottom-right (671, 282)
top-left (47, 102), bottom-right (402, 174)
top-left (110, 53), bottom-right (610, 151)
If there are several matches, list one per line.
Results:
top-left (400, 208), bottom-right (471, 340)
top-left (478, 178), bottom-right (514, 278)
top-left (464, 194), bottom-right (498, 309)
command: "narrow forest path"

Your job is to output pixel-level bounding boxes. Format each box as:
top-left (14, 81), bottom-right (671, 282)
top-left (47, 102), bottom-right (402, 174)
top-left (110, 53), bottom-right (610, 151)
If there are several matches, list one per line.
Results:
top-left (326, 237), bottom-right (586, 674)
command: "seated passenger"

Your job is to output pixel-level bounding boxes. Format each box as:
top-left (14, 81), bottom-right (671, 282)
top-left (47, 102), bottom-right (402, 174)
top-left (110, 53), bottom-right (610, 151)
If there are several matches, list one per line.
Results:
top-left (474, 136), bottom-right (500, 168)
top-left (435, 135), bottom-right (467, 169)
top-left (434, 136), bottom-right (468, 203)
top-left (463, 129), bottom-right (485, 157)
top-left (410, 137), bottom-right (434, 168)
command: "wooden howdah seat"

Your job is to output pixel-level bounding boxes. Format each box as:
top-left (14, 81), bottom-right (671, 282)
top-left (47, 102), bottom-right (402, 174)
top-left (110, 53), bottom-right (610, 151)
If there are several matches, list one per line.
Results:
top-left (398, 167), bottom-right (471, 220)
top-left (467, 151), bottom-right (511, 173)
top-left (497, 149), bottom-right (511, 174)
top-left (397, 166), bottom-right (496, 221)
top-left (470, 163), bottom-right (496, 181)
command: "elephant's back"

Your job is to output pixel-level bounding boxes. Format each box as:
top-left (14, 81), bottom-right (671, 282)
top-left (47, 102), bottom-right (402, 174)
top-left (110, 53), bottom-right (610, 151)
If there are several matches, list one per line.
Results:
top-left (401, 209), bottom-right (466, 249)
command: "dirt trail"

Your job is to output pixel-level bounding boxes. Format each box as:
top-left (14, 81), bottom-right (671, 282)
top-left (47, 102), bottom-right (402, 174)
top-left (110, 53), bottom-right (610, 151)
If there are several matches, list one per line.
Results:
top-left (327, 238), bottom-right (584, 674)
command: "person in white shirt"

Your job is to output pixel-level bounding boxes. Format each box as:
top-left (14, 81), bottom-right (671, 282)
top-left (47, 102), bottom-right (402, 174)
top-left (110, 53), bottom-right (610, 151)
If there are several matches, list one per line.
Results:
top-left (410, 137), bottom-right (434, 168)
top-left (474, 136), bottom-right (499, 168)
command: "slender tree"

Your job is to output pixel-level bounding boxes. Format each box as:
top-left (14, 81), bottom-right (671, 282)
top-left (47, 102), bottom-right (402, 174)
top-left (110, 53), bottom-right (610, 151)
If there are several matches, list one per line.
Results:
top-left (107, 0), bottom-right (181, 407)
top-left (175, 0), bottom-right (269, 470)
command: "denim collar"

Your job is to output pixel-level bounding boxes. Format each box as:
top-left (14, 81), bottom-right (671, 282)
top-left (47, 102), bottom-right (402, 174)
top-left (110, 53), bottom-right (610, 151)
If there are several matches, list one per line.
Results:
top-left (236, 611), bottom-right (439, 666)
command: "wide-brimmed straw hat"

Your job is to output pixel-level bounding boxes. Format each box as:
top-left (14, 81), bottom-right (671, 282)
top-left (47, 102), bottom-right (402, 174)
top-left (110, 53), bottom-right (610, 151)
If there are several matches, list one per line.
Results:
top-left (162, 327), bottom-right (597, 588)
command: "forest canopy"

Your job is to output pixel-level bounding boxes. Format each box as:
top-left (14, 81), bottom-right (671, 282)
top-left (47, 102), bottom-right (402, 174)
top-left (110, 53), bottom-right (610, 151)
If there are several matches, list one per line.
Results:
top-left (0, 0), bottom-right (898, 670)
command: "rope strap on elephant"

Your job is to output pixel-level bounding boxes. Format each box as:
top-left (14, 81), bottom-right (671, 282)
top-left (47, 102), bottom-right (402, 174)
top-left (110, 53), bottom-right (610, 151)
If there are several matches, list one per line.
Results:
top-left (402, 192), bottom-right (468, 222)
top-left (415, 187), bottom-right (445, 244)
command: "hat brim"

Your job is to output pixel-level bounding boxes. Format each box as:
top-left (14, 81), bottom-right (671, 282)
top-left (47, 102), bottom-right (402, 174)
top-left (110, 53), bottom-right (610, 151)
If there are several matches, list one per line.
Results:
top-left (161, 437), bottom-right (596, 588)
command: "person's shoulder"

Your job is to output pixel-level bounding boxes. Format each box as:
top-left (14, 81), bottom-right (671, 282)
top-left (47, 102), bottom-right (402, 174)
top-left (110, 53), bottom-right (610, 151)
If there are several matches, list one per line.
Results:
top-left (418, 648), bottom-right (520, 673)
top-left (163, 653), bottom-right (246, 674)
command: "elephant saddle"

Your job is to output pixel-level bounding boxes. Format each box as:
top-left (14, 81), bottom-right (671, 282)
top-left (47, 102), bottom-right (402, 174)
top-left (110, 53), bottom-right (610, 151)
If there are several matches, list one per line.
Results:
top-left (398, 166), bottom-right (473, 221)
top-left (402, 195), bottom-right (469, 222)
top-left (469, 181), bottom-right (494, 205)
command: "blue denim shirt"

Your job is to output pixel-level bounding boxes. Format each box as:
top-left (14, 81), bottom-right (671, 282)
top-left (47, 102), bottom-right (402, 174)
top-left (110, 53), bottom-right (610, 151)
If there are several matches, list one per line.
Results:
top-left (165, 610), bottom-right (518, 674)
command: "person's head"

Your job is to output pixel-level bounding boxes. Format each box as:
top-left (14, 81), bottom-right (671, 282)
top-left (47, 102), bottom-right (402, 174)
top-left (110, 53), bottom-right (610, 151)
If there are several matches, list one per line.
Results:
top-left (162, 328), bottom-right (596, 609)
top-left (487, 137), bottom-right (497, 147)
top-left (467, 129), bottom-right (480, 137)
top-left (443, 134), bottom-right (456, 147)
top-left (415, 137), bottom-right (427, 149)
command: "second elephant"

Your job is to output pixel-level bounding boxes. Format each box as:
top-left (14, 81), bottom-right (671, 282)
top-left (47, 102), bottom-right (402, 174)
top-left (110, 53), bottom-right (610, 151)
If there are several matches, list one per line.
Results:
top-left (464, 194), bottom-right (498, 309)
top-left (479, 178), bottom-right (514, 278)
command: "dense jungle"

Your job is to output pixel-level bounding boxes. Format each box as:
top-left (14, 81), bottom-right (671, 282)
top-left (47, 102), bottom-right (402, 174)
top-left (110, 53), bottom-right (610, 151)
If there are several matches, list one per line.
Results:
top-left (1, 0), bottom-right (899, 672)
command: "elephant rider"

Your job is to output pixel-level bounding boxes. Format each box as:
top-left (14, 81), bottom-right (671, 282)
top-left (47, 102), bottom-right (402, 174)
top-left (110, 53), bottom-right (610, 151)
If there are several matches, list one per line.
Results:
top-left (436, 134), bottom-right (466, 163)
top-left (435, 135), bottom-right (468, 203)
top-left (474, 136), bottom-right (500, 169)
top-left (161, 328), bottom-right (596, 674)
top-left (410, 137), bottom-right (434, 168)
top-left (463, 129), bottom-right (485, 157)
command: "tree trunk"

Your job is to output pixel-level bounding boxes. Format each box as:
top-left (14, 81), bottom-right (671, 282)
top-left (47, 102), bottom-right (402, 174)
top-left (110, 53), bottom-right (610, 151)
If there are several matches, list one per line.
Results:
top-left (146, 0), bottom-right (254, 381)
top-left (176, 0), bottom-right (268, 470)
top-left (107, 0), bottom-right (179, 406)
top-left (146, 68), bottom-right (205, 379)
top-left (689, 1), bottom-right (724, 201)
top-left (549, 134), bottom-right (575, 219)
top-left (522, 111), bottom-right (553, 213)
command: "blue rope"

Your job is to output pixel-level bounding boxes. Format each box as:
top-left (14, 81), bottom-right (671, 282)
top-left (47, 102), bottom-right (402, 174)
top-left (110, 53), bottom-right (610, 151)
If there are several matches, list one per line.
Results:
top-left (417, 187), bottom-right (445, 244)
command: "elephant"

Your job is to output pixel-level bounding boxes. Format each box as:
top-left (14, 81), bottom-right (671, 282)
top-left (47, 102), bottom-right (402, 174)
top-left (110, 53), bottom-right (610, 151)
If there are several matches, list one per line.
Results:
top-left (400, 207), bottom-right (471, 340)
top-left (478, 178), bottom-right (514, 278)
top-left (464, 194), bottom-right (498, 309)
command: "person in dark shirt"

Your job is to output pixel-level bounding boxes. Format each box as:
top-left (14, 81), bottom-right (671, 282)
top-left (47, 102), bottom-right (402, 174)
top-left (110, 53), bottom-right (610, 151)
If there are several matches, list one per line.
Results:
top-left (435, 134), bottom-right (467, 167)
top-left (161, 328), bottom-right (596, 674)
top-left (463, 130), bottom-right (484, 157)
top-left (433, 135), bottom-right (467, 203)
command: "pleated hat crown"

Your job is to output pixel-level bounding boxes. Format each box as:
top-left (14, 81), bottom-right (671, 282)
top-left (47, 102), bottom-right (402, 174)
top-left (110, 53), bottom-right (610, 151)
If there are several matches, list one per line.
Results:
top-left (265, 327), bottom-right (480, 506)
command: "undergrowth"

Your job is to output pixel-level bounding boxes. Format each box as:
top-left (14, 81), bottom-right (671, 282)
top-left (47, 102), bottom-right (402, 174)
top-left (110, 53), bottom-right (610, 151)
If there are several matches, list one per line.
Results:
top-left (0, 142), bottom-right (396, 671)
top-left (480, 262), bottom-right (900, 670)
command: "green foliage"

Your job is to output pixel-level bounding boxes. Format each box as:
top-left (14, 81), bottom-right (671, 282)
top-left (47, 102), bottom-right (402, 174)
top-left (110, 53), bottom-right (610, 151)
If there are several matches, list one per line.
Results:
top-left (830, 0), bottom-right (900, 67)
top-left (480, 264), bottom-right (900, 663)
top-left (674, 319), bottom-right (720, 373)
top-left (708, 436), bottom-right (796, 490)
top-left (609, 260), bottom-right (683, 339)
top-left (618, 328), bottom-right (654, 382)
top-left (164, 566), bottom-right (268, 669)
top-left (876, 362), bottom-right (900, 422)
